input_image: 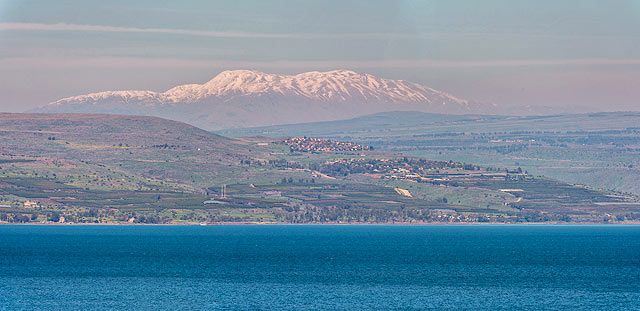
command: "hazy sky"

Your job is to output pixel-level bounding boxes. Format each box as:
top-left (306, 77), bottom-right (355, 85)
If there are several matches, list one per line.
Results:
top-left (1, 0), bottom-right (639, 113)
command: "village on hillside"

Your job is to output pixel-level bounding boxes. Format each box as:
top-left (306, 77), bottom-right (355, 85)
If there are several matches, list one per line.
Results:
top-left (283, 137), bottom-right (373, 153)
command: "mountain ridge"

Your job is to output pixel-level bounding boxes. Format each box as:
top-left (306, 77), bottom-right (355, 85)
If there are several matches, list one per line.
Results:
top-left (35, 69), bottom-right (490, 130)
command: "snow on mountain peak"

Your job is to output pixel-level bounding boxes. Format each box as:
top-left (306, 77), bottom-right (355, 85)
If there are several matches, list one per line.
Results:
top-left (38, 69), bottom-right (479, 130)
top-left (192, 69), bottom-right (470, 104)
top-left (48, 69), bottom-right (469, 106)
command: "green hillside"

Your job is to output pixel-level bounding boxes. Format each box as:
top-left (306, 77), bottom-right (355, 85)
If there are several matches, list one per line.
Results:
top-left (1, 113), bottom-right (638, 224)
top-left (219, 111), bottom-right (640, 195)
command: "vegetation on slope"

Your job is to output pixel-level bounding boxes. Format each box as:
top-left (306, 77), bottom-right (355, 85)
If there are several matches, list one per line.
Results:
top-left (1, 113), bottom-right (638, 224)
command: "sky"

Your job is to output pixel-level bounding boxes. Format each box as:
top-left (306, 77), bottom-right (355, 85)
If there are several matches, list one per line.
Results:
top-left (1, 0), bottom-right (639, 113)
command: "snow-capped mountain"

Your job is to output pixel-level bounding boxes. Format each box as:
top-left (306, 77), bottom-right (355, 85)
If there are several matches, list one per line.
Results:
top-left (36, 70), bottom-right (488, 130)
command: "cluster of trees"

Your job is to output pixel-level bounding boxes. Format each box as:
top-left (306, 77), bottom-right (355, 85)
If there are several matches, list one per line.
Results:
top-left (151, 143), bottom-right (184, 149)
top-left (267, 159), bottom-right (303, 169)
top-left (0, 212), bottom-right (46, 222)
top-left (241, 159), bottom-right (304, 169)
top-left (280, 177), bottom-right (315, 184)
top-left (0, 213), bottom-right (33, 222)
top-left (271, 204), bottom-right (525, 223)
top-left (134, 215), bottom-right (164, 224)
top-left (3, 204), bottom-right (632, 224)
top-left (0, 208), bottom-right (175, 224)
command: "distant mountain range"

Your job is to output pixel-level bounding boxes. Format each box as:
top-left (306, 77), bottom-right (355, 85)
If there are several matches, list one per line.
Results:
top-left (34, 70), bottom-right (493, 130)
top-left (219, 110), bottom-right (640, 138)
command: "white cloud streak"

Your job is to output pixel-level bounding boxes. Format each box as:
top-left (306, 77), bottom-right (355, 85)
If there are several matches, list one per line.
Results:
top-left (0, 22), bottom-right (302, 38)
top-left (1, 22), bottom-right (628, 41)
top-left (0, 22), bottom-right (442, 39)
top-left (2, 56), bottom-right (640, 70)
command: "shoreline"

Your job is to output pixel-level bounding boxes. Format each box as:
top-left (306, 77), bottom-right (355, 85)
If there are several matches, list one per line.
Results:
top-left (2, 221), bottom-right (640, 226)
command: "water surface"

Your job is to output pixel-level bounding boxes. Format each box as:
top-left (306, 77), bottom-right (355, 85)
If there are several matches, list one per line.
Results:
top-left (1, 225), bottom-right (639, 310)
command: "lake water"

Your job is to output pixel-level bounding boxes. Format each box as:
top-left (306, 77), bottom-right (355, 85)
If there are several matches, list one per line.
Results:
top-left (1, 225), bottom-right (639, 310)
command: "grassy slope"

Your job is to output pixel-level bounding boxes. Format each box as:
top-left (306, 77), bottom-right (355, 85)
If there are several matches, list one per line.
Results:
top-left (0, 113), bottom-right (265, 188)
top-left (219, 111), bottom-right (640, 194)
top-left (1, 113), bottom-right (638, 224)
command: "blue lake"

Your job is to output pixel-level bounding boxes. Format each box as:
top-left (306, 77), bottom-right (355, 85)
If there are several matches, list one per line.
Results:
top-left (1, 225), bottom-right (639, 310)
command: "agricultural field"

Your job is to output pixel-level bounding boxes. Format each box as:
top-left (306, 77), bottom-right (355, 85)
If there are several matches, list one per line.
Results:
top-left (221, 111), bottom-right (640, 195)
top-left (1, 113), bottom-right (639, 224)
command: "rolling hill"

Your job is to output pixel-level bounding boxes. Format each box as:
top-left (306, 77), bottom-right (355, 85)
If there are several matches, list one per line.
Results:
top-left (219, 111), bottom-right (640, 195)
top-left (1, 112), bottom-right (638, 224)
top-left (0, 113), bottom-right (263, 188)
